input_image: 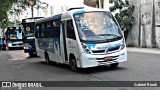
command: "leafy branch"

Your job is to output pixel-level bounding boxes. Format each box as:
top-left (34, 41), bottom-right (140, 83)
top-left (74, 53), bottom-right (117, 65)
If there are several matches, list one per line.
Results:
top-left (109, 0), bottom-right (135, 39)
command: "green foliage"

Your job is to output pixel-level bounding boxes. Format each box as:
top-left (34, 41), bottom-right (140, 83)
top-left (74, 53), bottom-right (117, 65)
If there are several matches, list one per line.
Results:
top-left (0, 0), bottom-right (47, 21)
top-left (109, 0), bottom-right (135, 38)
top-left (0, 0), bottom-right (16, 20)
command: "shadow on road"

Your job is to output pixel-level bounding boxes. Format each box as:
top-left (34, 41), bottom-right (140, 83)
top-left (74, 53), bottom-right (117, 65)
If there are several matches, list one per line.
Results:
top-left (7, 47), bottom-right (24, 50)
top-left (26, 56), bottom-right (40, 59)
top-left (38, 61), bottom-right (127, 74)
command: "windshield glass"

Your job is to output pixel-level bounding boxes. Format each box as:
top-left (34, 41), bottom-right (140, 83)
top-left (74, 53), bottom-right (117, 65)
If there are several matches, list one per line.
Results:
top-left (23, 23), bottom-right (35, 38)
top-left (74, 11), bottom-right (122, 41)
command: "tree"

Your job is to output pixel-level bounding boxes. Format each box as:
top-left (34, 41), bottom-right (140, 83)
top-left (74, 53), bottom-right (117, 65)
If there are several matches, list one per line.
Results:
top-left (109, 0), bottom-right (135, 40)
top-left (0, 0), bottom-right (47, 21)
top-left (10, 0), bottom-right (48, 17)
top-left (0, 0), bottom-right (16, 21)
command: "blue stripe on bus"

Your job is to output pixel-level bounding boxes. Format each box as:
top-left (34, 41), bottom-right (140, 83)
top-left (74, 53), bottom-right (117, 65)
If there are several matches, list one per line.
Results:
top-left (53, 14), bottom-right (62, 20)
top-left (86, 44), bottom-right (96, 50)
top-left (73, 10), bottom-right (85, 15)
top-left (108, 45), bottom-right (121, 52)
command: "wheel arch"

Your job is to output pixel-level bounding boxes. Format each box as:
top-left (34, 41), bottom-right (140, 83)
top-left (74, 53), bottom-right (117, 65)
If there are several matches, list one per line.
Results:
top-left (69, 53), bottom-right (76, 61)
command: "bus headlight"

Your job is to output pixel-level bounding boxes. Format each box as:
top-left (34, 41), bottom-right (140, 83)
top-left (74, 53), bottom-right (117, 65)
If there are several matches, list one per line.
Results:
top-left (8, 43), bottom-right (12, 47)
top-left (121, 39), bottom-right (126, 50)
top-left (82, 43), bottom-right (92, 54)
top-left (84, 49), bottom-right (92, 54)
top-left (24, 44), bottom-right (32, 49)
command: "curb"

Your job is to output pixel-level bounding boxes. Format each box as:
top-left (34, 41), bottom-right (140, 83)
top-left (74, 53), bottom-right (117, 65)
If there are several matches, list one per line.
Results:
top-left (127, 47), bottom-right (160, 54)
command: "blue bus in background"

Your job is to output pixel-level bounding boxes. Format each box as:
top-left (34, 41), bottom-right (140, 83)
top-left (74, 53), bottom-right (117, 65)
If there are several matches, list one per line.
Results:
top-left (21, 17), bottom-right (43, 57)
top-left (5, 27), bottom-right (23, 50)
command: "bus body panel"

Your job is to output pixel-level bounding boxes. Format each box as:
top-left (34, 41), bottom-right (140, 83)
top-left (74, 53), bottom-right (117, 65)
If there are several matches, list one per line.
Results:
top-left (61, 14), bottom-right (80, 65)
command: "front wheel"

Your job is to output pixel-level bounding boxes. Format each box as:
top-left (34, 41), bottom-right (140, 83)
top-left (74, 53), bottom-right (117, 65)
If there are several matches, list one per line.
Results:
top-left (70, 57), bottom-right (78, 72)
top-left (8, 47), bottom-right (12, 50)
top-left (110, 63), bottom-right (119, 68)
top-left (29, 52), bottom-right (37, 57)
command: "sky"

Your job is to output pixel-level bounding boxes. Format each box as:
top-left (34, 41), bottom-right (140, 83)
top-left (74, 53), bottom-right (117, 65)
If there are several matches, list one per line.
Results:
top-left (19, 0), bottom-right (85, 19)
top-left (40, 0), bottom-right (84, 8)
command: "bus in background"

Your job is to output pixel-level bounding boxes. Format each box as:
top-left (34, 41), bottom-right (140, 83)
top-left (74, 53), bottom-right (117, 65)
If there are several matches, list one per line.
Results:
top-left (35, 7), bottom-right (127, 72)
top-left (5, 27), bottom-right (23, 50)
top-left (21, 17), bottom-right (43, 57)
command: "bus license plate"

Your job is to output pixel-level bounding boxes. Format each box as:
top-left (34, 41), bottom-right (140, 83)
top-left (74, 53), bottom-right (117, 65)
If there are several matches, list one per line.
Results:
top-left (104, 56), bottom-right (113, 61)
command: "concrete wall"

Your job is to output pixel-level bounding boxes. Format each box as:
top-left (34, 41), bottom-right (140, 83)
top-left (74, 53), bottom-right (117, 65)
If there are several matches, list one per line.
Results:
top-left (127, 0), bottom-right (140, 47)
top-left (155, 0), bottom-right (160, 48)
top-left (128, 0), bottom-right (160, 48)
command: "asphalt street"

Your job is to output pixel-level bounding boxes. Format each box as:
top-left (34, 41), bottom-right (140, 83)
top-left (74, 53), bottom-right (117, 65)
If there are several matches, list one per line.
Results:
top-left (0, 48), bottom-right (160, 90)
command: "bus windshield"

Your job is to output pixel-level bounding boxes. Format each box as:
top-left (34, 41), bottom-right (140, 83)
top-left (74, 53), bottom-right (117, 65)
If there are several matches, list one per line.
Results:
top-left (6, 27), bottom-right (23, 40)
top-left (22, 17), bottom-right (43, 39)
top-left (23, 23), bottom-right (35, 38)
top-left (74, 11), bottom-right (122, 42)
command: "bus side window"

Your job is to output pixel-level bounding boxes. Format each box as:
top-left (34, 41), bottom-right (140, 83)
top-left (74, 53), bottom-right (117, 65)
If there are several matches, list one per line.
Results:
top-left (53, 21), bottom-right (60, 38)
top-left (46, 21), bottom-right (53, 38)
top-left (41, 23), bottom-right (46, 38)
top-left (36, 24), bottom-right (41, 38)
top-left (67, 20), bottom-right (76, 40)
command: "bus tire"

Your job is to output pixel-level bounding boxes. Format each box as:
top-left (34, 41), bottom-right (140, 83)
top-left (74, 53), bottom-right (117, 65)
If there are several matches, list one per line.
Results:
top-left (8, 47), bottom-right (12, 50)
top-left (29, 52), bottom-right (37, 57)
top-left (70, 56), bottom-right (78, 72)
top-left (110, 63), bottom-right (119, 68)
top-left (29, 53), bottom-right (34, 57)
top-left (45, 52), bottom-right (51, 64)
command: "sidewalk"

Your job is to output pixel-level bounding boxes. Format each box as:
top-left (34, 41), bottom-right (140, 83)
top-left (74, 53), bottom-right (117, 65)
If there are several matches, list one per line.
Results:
top-left (127, 47), bottom-right (160, 54)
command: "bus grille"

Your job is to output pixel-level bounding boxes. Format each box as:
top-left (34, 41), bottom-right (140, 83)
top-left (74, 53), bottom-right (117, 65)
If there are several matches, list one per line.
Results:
top-left (92, 50), bottom-right (105, 53)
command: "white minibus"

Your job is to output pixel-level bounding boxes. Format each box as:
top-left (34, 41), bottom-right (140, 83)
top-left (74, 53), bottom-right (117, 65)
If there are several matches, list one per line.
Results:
top-left (35, 7), bottom-right (127, 71)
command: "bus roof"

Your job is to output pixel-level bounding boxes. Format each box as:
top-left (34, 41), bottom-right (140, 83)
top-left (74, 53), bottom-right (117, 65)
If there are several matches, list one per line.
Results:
top-left (35, 6), bottom-right (110, 23)
top-left (22, 17), bottom-right (44, 20)
top-left (22, 17), bottom-right (44, 24)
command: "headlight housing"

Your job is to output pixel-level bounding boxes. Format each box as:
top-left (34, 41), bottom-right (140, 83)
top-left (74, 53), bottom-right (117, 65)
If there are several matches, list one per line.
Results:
top-left (24, 43), bottom-right (32, 49)
top-left (8, 43), bottom-right (12, 47)
top-left (121, 39), bottom-right (126, 50)
top-left (82, 43), bottom-right (92, 54)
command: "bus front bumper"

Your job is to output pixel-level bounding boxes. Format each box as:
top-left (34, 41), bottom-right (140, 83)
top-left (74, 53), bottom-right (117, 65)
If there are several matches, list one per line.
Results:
top-left (79, 48), bottom-right (127, 68)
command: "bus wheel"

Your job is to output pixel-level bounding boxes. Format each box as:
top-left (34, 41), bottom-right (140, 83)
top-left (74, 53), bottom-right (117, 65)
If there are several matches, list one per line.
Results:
top-left (29, 53), bottom-right (37, 57)
top-left (110, 63), bottom-right (119, 68)
top-left (8, 47), bottom-right (12, 50)
top-left (70, 57), bottom-right (78, 72)
top-left (29, 53), bottom-right (34, 57)
top-left (45, 52), bottom-right (51, 64)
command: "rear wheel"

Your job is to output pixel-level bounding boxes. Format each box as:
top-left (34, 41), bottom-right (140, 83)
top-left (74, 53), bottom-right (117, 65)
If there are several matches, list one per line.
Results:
top-left (70, 57), bottom-right (78, 72)
top-left (110, 63), bottom-right (119, 68)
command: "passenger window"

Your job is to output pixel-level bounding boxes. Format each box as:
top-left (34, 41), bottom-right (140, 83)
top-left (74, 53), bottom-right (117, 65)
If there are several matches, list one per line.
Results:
top-left (53, 21), bottom-right (60, 38)
top-left (46, 21), bottom-right (53, 38)
top-left (67, 20), bottom-right (76, 40)
top-left (41, 23), bottom-right (46, 38)
top-left (35, 24), bottom-right (41, 38)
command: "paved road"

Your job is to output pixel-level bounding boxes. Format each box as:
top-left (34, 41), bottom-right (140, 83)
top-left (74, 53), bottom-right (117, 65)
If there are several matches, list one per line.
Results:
top-left (0, 49), bottom-right (160, 90)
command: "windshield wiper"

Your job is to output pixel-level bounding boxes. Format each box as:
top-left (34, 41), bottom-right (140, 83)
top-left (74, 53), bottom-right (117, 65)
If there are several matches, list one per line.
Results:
top-left (98, 34), bottom-right (121, 38)
top-left (86, 34), bottom-right (96, 37)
